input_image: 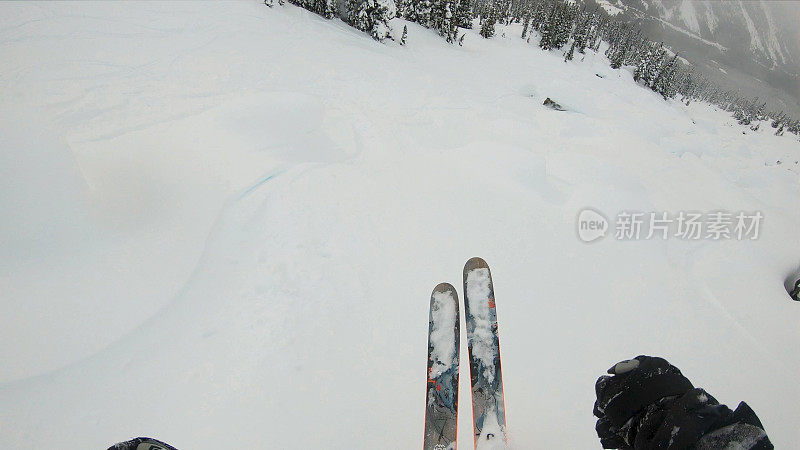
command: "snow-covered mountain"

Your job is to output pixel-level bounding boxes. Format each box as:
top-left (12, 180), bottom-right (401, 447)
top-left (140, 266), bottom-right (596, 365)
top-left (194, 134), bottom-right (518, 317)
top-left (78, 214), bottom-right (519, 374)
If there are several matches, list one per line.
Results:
top-left (597, 0), bottom-right (800, 113)
top-left (614, 0), bottom-right (797, 68)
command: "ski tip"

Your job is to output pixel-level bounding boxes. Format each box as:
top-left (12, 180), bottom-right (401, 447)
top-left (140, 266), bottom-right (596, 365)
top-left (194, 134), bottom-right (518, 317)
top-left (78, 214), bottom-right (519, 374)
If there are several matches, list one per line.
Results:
top-left (463, 256), bottom-right (490, 275)
top-left (432, 282), bottom-right (458, 296)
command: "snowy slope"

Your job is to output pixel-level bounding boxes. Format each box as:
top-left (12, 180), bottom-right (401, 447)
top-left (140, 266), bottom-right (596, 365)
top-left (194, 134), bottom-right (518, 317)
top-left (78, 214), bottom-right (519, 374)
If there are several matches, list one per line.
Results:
top-left (1, 1), bottom-right (799, 449)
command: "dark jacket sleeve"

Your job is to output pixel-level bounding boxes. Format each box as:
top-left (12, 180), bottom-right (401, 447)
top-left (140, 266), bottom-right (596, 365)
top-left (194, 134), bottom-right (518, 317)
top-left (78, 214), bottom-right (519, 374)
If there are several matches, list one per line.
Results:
top-left (631, 390), bottom-right (773, 449)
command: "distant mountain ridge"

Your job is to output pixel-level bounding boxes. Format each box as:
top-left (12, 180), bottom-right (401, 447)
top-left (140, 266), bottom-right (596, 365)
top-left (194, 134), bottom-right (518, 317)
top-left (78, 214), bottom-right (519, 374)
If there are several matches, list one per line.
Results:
top-left (594, 0), bottom-right (800, 113)
top-left (621, 0), bottom-right (795, 68)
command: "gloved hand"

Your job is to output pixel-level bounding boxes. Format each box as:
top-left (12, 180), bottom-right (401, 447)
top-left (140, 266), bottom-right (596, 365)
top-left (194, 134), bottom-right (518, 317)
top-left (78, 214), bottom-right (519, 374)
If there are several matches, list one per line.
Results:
top-left (593, 355), bottom-right (773, 450)
top-left (107, 437), bottom-right (177, 450)
top-left (593, 356), bottom-right (694, 449)
top-left (790, 278), bottom-right (800, 301)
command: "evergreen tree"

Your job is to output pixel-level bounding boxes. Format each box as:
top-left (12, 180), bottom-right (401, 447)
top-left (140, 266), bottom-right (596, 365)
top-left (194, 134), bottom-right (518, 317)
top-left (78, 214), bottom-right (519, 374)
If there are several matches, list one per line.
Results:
top-left (495, 0), bottom-right (511, 25)
top-left (316, 0), bottom-right (336, 18)
top-left (396, 0), bottom-right (408, 19)
top-left (771, 112), bottom-right (785, 129)
top-left (590, 17), bottom-right (604, 51)
top-left (446, 3), bottom-right (459, 41)
top-left (286, 0), bottom-right (332, 17)
top-left (607, 28), bottom-right (634, 69)
top-left (400, 24), bottom-right (408, 45)
top-left (404, 0), bottom-right (418, 21)
top-left (521, 13), bottom-right (531, 39)
top-left (530, 0), bottom-right (548, 33)
top-left (455, 0), bottom-right (473, 29)
top-left (414, 0), bottom-right (433, 27)
top-left (564, 39), bottom-right (575, 61)
top-left (480, 5), bottom-right (496, 38)
top-left (345, 0), bottom-right (369, 31)
top-left (633, 42), bottom-right (661, 87)
top-left (755, 101), bottom-right (767, 121)
top-left (442, 0), bottom-right (458, 42)
top-left (554, 2), bottom-right (573, 48)
top-left (652, 54), bottom-right (678, 99)
top-left (538, 2), bottom-right (559, 50)
top-left (572, 8), bottom-right (589, 54)
top-left (622, 32), bottom-right (643, 66)
top-left (345, 0), bottom-right (395, 41)
top-left (431, 0), bottom-right (457, 41)
top-left (431, 0), bottom-right (445, 29)
top-left (538, 0), bottom-right (572, 51)
top-left (788, 120), bottom-right (800, 136)
top-left (369, 0), bottom-right (395, 41)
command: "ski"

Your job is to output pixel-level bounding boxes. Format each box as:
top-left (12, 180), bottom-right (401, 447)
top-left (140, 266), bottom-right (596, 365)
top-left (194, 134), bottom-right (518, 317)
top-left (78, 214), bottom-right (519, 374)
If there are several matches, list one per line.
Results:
top-left (463, 257), bottom-right (507, 448)
top-left (424, 283), bottom-right (461, 450)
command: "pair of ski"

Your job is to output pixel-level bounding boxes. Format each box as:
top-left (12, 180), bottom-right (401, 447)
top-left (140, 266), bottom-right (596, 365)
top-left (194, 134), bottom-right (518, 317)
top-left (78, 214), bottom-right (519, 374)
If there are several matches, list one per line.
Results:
top-left (424, 257), bottom-right (506, 450)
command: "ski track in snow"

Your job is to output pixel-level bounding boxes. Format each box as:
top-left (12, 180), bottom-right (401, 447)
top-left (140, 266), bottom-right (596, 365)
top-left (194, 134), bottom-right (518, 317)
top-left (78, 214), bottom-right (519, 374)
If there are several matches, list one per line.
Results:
top-left (1, 2), bottom-right (799, 449)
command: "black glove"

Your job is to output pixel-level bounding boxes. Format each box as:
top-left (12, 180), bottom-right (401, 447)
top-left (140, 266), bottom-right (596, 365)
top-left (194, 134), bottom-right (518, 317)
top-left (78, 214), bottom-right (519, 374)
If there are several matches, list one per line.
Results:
top-left (593, 355), bottom-right (773, 449)
top-left (790, 278), bottom-right (800, 301)
top-left (593, 356), bottom-right (693, 448)
top-left (107, 437), bottom-right (177, 450)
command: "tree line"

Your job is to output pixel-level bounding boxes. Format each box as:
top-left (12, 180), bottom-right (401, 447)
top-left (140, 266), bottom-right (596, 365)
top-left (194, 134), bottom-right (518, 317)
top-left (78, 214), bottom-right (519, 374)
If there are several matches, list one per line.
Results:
top-left (265, 0), bottom-right (800, 138)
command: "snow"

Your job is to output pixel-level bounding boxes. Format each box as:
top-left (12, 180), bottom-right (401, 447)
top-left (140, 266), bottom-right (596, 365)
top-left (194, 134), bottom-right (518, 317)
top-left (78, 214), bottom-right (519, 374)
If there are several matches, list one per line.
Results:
top-left (755, 1), bottom-right (787, 66)
top-left (596, 0), bottom-right (624, 16)
top-left (0, 111), bottom-right (92, 259)
top-left (677, 0), bottom-right (700, 35)
top-left (476, 405), bottom-right (508, 450)
top-left (651, 12), bottom-right (727, 52)
top-left (639, 0), bottom-right (789, 68)
top-left (429, 289), bottom-right (458, 378)
top-left (703, 4), bottom-right (718, 34)
top-left (669, 425), bottom-right (680, 446)
top-left (699, 423), bottom-right (768, 450)
top-left (465, 268), bottom-right (498, 383)
top-left (1, 1), bottom-right (799, 449)
top-left (738, 0), bottom-right (764, 55)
